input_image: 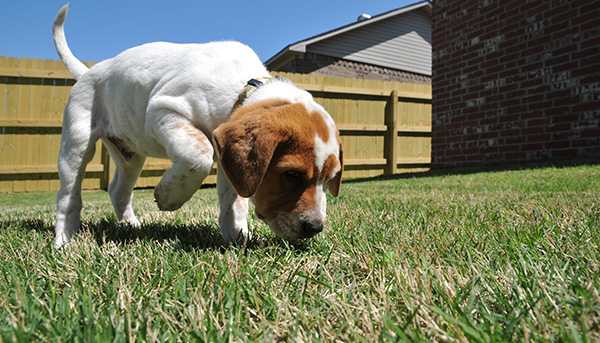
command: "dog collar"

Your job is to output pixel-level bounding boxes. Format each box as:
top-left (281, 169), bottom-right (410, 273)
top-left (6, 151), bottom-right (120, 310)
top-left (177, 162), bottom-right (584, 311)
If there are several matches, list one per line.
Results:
top-left (246, 78), bottom-right (264, 88)
top-left (233, 77), bottom-right (272, 111)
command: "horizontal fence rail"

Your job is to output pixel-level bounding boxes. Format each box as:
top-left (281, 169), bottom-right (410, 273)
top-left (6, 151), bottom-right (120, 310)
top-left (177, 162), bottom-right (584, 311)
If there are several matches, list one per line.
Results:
top-left (0, 56), bottom-right (431, 193)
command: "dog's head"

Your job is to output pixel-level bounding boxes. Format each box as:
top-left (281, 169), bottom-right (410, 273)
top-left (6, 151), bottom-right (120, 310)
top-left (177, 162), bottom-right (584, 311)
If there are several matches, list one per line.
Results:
top-left (212, 99), bottom-right (342, 241)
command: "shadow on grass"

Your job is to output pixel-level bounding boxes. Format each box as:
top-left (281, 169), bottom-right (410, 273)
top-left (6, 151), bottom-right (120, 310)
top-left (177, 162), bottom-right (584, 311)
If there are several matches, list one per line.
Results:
top-left (9, 217), bottom-right (297, 252)
top-left (88, 218), bottom-right (225, 251)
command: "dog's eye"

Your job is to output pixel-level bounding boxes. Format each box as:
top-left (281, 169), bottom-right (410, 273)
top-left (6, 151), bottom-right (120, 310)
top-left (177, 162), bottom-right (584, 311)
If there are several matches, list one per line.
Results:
top-left (282, 170), bottom-right (305, 187)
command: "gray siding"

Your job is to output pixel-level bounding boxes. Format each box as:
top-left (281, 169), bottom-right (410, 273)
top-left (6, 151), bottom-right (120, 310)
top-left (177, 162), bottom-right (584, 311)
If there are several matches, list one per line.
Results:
top-left (307, 9), bottom-right (431, 76)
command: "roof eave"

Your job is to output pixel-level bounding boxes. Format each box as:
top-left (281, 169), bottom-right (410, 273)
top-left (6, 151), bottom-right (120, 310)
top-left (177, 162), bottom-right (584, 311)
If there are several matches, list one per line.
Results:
top-left (265, 45), bottom-right (306, 67)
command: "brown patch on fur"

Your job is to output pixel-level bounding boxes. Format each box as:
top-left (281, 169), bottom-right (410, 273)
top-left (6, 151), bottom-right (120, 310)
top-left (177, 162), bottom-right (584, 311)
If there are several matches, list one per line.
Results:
top-left (176, 122), bottom-right (211, 152)
top-left (320, 155), bottom-right (339, 181)
top-left (229, 100), bottom-right (330, 143)
top-left (212, 99), bottom-right (341, 219)
top-left (252, 145), bottom-right (322, 220)
top-left (327, 147), bottom-right (343, 196)
top-left (320, 131), bottom-right (343, 196)
top-left (107, 136), bottom-right (135, 161)
top-left (311, 111), bottom-right (329, 143)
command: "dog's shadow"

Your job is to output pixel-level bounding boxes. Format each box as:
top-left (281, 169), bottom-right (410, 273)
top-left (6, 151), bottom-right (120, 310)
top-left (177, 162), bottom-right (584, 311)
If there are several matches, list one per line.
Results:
top-left (12, 217), bottom-right (300, 251)
top-left (87, 218), bottom-right (226, 251)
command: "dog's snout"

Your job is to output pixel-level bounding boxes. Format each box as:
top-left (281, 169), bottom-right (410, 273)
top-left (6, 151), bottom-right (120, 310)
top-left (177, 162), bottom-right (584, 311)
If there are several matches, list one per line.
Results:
top-left (301, 220), bottom-right (323, 237)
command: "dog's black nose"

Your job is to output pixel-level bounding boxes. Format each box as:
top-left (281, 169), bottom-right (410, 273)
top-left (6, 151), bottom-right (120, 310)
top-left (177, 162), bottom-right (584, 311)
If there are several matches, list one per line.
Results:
top-left (300, 220), bottom-right (323, 237)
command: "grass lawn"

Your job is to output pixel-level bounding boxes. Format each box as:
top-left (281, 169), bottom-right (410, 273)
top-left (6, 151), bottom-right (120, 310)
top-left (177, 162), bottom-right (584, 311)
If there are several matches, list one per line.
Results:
top-left (1, 165), bottom-right (599, 341)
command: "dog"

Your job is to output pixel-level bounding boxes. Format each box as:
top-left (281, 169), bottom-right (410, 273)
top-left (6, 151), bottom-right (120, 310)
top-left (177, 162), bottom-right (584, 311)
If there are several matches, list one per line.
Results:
top-left (51, 4), bottom-right (343, 248)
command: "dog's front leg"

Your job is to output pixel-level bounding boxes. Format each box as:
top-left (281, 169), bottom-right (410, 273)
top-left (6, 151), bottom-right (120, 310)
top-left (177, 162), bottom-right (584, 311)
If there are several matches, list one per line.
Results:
top-left (151, 114), bottom-right (214, 211)
top-left (217, 168), bottom-right (250, 245)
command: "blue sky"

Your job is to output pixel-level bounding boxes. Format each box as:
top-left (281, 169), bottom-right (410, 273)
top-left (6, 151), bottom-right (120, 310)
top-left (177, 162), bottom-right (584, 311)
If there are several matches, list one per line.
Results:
top-left (1, 1), bottom-right (416, 63)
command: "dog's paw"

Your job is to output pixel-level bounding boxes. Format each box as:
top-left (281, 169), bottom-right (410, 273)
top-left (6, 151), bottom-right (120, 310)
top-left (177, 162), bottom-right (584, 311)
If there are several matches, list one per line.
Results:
top-left (154, 183), bottom-right (186, 211)
top-left (123, 216), bottom-right (141, 227)
top-left (222, 228), bottom-right (252, 246)
top-left (53, 232), bottom-right (71, 249)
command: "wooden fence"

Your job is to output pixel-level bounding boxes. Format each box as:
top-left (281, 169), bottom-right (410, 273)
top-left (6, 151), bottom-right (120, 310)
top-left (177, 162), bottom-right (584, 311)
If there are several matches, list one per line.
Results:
top-left (0, 56), bottom-right (431, 193)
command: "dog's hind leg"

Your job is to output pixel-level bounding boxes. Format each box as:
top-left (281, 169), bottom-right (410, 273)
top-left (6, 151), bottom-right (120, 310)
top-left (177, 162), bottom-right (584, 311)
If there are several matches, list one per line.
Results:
top-left (150, 113), bottom-right (214, 211)
top-left (102, 139), bottom-right (146, 226)
top-left (54, 85), bottom-right (99, 249)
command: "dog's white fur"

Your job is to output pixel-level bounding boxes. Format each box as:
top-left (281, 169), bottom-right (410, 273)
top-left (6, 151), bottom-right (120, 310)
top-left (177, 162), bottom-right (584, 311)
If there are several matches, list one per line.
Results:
top-left (52, 4), bottom-right (340, 248)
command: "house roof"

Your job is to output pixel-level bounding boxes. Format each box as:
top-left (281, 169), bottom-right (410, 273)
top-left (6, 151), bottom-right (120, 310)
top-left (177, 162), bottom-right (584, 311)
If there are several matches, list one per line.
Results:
top-left (265, 1), bottom-right (432, 67)
top-left (311, 58), bottom-right (432, 82)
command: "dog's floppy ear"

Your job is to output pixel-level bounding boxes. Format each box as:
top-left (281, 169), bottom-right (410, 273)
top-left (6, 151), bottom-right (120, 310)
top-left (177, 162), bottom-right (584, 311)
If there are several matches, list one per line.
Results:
top-left (212, 118), bottom-right (282, 197)
top-left (327, 144), bottom-right (343, 196)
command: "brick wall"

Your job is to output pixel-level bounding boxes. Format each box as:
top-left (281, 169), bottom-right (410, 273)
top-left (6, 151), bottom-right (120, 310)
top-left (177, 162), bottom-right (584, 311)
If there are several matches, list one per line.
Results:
top-left (432, 0), bottom-right (600, 168)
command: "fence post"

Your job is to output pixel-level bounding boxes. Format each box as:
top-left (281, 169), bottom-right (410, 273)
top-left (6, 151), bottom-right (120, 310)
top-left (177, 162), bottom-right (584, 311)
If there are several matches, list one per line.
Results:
top-left (385, 90), bottom-right (399, 175)
top-left (100, 143), bottom-right (110, 191)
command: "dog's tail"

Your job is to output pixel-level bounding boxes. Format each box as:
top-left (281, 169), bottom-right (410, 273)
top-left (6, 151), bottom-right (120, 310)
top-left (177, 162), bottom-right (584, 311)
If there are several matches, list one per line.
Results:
top-left (52, 4), bottom-right (88, 80)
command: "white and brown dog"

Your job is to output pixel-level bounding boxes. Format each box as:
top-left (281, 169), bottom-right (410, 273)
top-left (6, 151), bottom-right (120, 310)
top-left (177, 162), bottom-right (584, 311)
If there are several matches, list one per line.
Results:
top-left (51, 5), bottom-right (343, 248)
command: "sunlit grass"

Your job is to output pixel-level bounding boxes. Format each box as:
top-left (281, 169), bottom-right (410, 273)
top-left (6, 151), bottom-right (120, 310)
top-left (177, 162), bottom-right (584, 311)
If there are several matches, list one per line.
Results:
top-left (1, 165), bottom-right (599, 341)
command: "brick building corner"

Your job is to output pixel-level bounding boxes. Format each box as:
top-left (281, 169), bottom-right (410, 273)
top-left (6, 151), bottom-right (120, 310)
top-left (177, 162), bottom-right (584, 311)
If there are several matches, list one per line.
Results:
top-left (432, 0), bottom-right (600, 168)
